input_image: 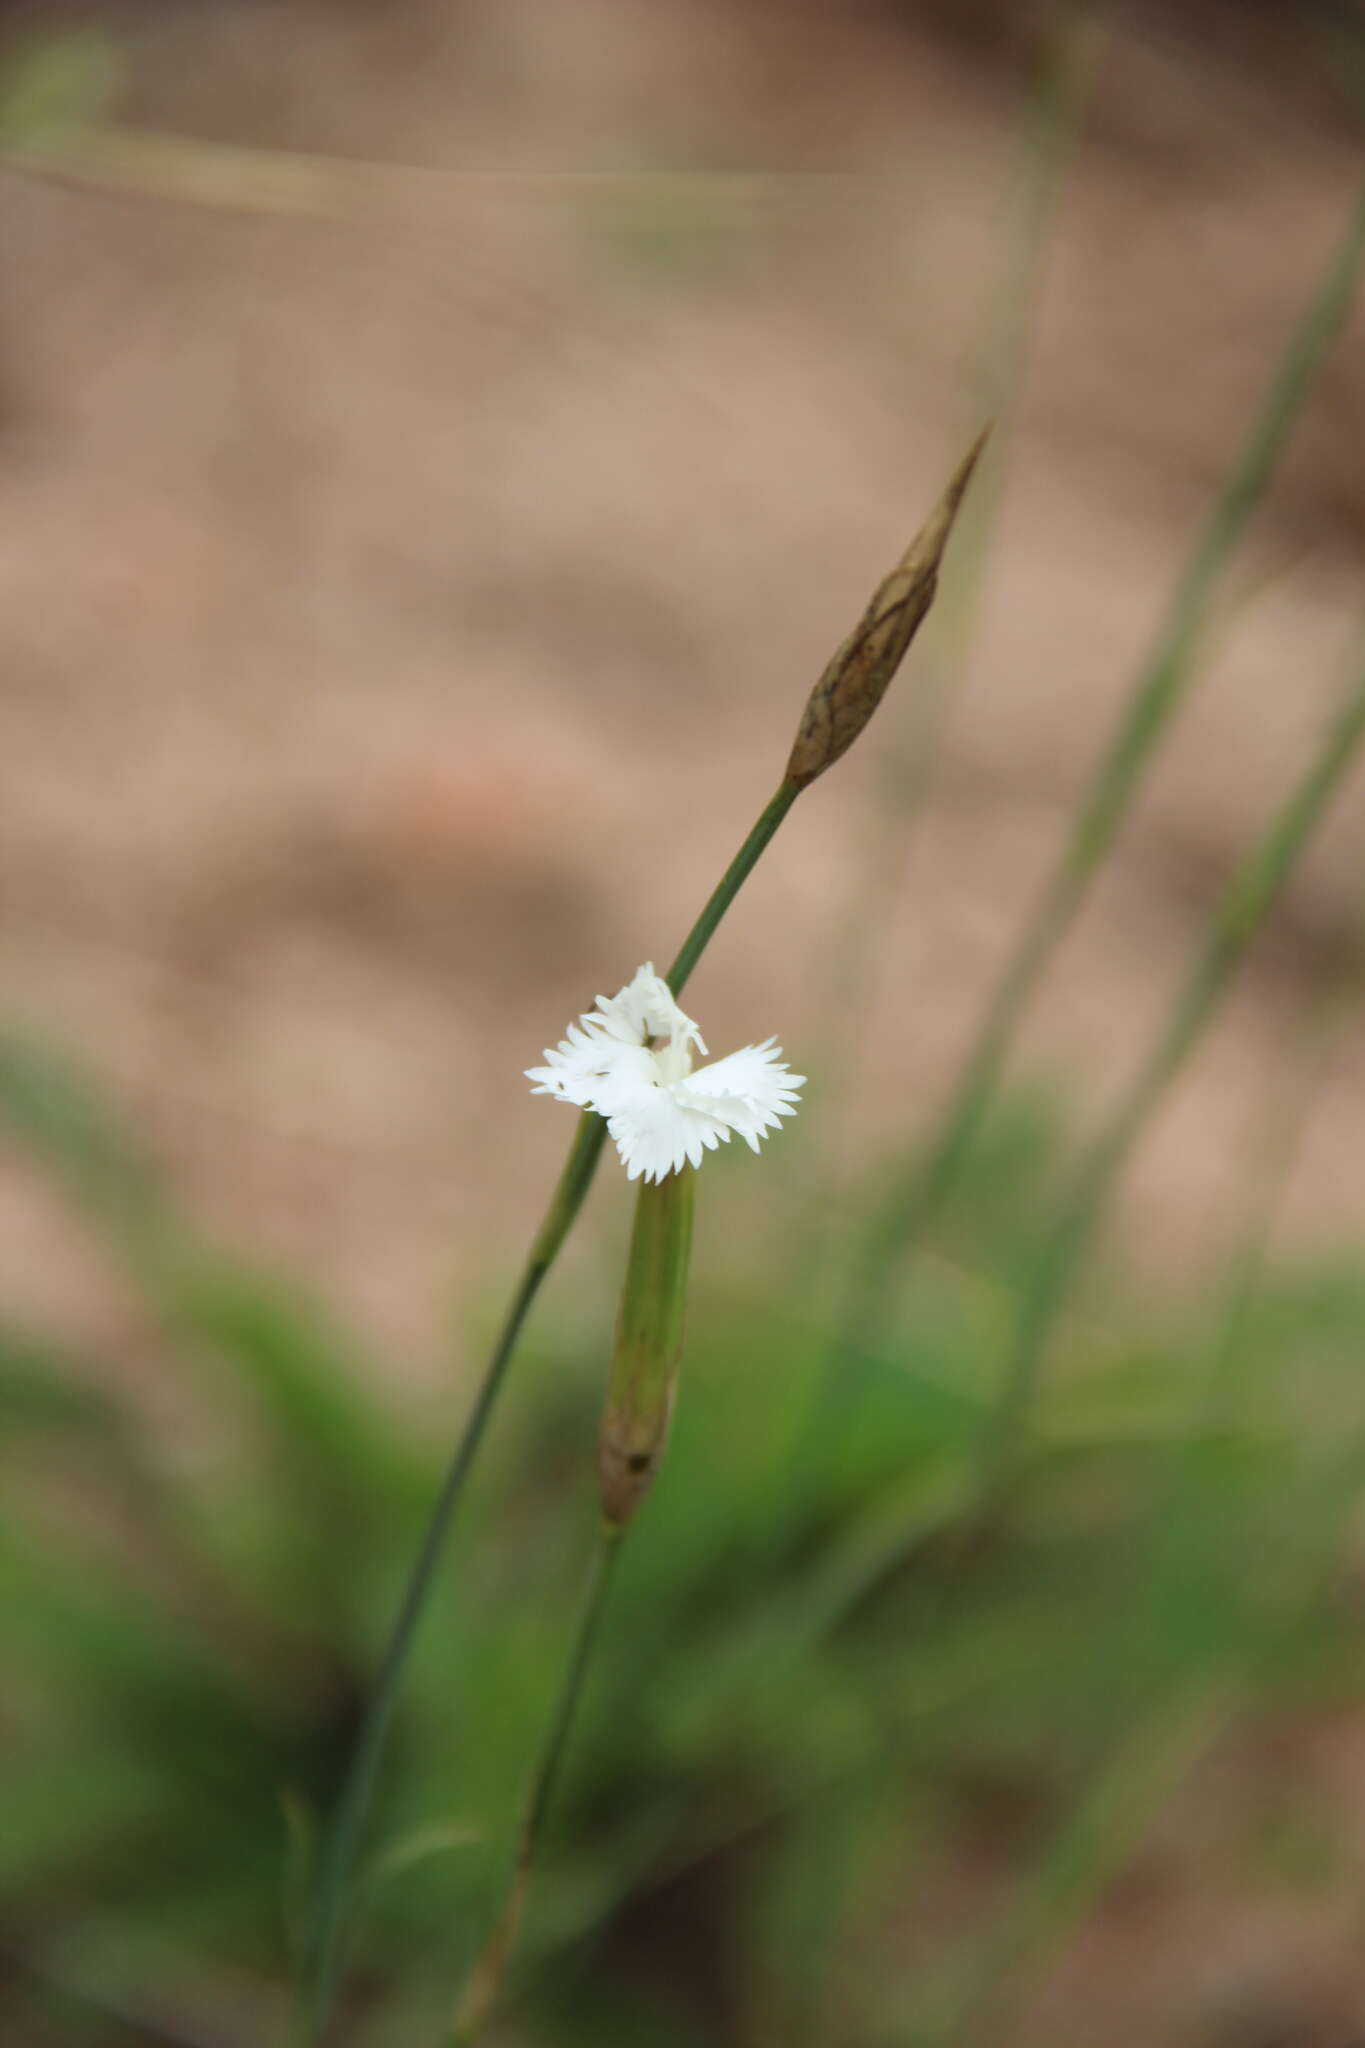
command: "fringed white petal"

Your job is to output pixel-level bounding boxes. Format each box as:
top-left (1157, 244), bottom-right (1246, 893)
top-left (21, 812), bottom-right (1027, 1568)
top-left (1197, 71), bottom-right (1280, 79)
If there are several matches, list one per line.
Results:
top-left (680, 1040), bottom-right (805, 1153)
top-left (604, 1078), bottom-right (730, 1183)
top-left (526, 1036), bottom-right (656, 1111)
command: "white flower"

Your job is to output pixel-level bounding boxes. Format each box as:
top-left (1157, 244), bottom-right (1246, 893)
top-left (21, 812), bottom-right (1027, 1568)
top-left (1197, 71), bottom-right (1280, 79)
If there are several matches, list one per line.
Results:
top-left (527, 963), bottom-right (804, 1183)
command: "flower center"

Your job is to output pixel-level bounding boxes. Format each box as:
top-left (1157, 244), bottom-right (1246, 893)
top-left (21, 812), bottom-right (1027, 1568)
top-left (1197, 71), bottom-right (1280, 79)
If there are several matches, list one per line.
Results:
top-left (649, 1033), bottom-right (694, 1087)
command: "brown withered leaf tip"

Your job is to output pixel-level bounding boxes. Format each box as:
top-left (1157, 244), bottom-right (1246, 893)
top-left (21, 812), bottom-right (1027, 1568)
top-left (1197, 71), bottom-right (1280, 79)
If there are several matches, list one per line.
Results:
top-left (784, 424), bottom-right (991, 790)
top-left (597, 1427), bottom-right (665, 1528)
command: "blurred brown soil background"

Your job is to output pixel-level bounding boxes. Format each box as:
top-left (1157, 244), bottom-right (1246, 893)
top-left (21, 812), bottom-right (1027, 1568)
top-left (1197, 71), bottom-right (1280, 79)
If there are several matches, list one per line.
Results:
top-left (0, 0), bottom-right (1363, 1370)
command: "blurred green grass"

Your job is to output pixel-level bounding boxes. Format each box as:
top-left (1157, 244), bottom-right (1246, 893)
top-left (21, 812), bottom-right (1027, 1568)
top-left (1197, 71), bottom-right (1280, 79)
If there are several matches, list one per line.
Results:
top-left (6, 1039), bottom-right (1365, 2046)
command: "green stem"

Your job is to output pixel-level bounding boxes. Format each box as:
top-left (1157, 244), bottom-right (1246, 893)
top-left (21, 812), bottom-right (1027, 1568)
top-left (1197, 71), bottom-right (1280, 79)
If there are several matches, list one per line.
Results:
top-left (665, 781), bottom-right (799, 995)
top-left (919, 1000), bottom-right (1354, 2046)
top-left (300, 780), bottom-right (801, 2038)
top-left (300, 1109), bottom-right (605, 2037)
top-left (828, 176), bottom-right (1365, 1379)
top-left (451, 1524), bottom-right (624, 2047)
top-left (1080, 979), bottom-right (1341, 1748)
top-left (974, 656), bottom-right (1365, 1506)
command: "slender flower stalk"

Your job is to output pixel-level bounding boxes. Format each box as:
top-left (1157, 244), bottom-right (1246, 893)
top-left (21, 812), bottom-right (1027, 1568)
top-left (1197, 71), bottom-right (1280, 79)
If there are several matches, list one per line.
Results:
top-left (453, 1167), bottom-right (698, 2043)
top-left (826, 177), bottom-right (1365, 1391)
top-left (300, 438), bottom-right (987, 2038)
top-left (299, 1108), bottom-right (606, 2040)
top-left (973, 648), bottom-right (1365, 1510)
top-left (451, 1524), bottom-right (623, 2048)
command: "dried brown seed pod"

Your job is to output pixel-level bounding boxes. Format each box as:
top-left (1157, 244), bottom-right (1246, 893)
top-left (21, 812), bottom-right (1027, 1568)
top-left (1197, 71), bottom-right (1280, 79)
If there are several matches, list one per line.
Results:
top-left (784, 425), bottom-right (990, 790)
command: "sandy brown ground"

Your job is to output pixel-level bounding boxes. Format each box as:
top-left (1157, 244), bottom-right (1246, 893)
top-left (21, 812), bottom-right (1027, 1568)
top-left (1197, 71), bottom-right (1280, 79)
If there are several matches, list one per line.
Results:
top-left (3, 1), bottom-right (1363, 1362)
top-left (1, 2), bottom-right (1364, 2036)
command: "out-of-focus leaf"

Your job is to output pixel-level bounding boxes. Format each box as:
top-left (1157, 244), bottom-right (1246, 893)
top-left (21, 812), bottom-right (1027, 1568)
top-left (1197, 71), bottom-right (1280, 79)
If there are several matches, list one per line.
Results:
top-left (0, 33), bottom-right (118, 145)
top-left (0, 1323), bottom-right (132, 1444)
top-left (0, 1035), bottom-right (162, 1226)
top-left (364, 1818), bottom-right (483, 1891)
top-left (155, 1251), bottom-right (424, 1515)
top-left (0, 1035), bottom-right (425, 1518)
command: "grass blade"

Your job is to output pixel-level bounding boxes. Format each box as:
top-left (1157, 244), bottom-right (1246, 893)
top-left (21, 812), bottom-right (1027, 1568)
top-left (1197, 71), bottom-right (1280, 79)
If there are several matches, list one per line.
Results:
top-left (975, 642), bottom-right (1365, 1503)
top-left (829, 176), bottom-right (1365, 1385)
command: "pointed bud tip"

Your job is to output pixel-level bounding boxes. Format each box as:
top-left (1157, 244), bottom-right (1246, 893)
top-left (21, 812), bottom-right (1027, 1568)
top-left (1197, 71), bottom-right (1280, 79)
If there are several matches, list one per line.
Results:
top-left (783, 425), bottom-right (991, 791)
top-left (951, 418), bottom-right (994, 507)
top-left (893, 419), bottom-right (992, 579)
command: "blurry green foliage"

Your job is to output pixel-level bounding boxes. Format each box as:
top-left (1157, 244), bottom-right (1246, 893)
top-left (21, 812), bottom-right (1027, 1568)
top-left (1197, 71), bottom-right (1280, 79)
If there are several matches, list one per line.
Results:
top-left (3, 1041), bottom-right (1365, 2045)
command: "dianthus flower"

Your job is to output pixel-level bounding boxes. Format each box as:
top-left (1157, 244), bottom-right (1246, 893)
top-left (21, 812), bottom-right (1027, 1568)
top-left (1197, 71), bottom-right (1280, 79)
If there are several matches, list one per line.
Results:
top-left (527, 964), bottom-right (803, 1183)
